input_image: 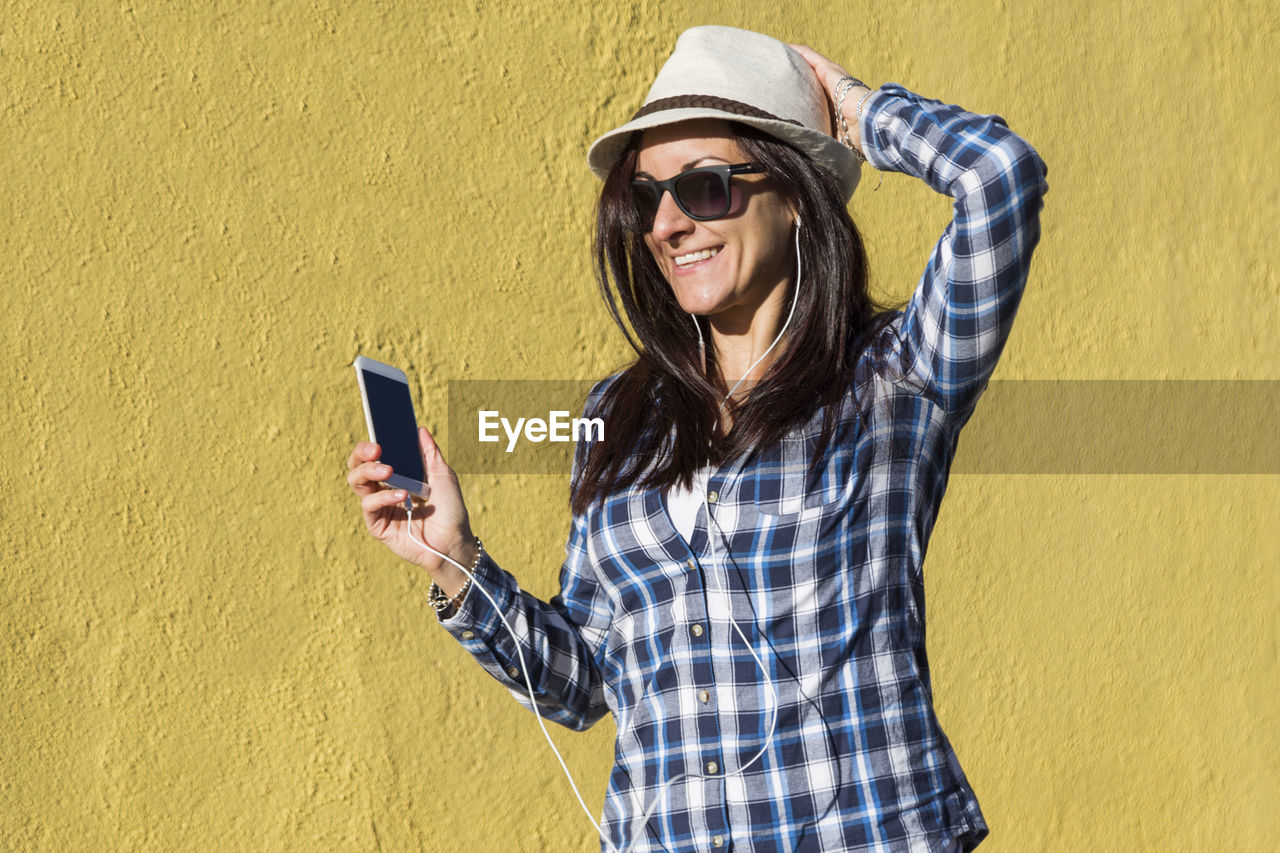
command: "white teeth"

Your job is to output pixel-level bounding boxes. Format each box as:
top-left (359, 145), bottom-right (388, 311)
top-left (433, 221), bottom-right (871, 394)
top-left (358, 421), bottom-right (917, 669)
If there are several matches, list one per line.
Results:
top-left (674, 247), bottom-right (720, 267)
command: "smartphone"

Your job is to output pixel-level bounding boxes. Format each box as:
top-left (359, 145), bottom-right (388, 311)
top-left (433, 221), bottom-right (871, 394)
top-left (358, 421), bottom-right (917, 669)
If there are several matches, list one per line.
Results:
top-left (353, 356), bottom-right (429, 498)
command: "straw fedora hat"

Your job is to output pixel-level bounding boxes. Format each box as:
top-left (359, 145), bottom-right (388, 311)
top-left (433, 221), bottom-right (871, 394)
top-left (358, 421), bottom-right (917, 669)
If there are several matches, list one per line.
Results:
top-left (587, 26), bottom-right (862, 200)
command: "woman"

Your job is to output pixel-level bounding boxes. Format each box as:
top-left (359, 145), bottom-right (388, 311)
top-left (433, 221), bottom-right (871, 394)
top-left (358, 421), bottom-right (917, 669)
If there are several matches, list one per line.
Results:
top-left (347, 26), bottom-right (1047, 853)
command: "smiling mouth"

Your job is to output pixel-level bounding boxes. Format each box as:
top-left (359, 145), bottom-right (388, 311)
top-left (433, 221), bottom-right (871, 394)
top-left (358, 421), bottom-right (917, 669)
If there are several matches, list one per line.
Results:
top-left (674, 247), bottom-right (721, 268)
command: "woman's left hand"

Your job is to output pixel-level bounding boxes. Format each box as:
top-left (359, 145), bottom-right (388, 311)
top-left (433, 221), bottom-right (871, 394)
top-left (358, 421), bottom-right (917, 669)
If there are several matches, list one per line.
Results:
top-left (788, 43), bottom-right (871, 153)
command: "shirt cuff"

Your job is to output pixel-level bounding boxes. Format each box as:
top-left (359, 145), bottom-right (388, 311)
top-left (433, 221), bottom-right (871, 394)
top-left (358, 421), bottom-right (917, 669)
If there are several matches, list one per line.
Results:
top-left (437, 549), bottom-right (515, 653)
top-left (858, 83), bottom-right (905, 173)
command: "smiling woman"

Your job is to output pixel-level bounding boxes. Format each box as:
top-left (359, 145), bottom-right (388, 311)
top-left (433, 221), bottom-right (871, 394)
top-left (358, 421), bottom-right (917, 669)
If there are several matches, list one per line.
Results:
top-left (582, 108), bottom-right (892, 509)
top-left (636, 121), bottom-right (798, 330)
top-left (347, 23), bottom-right (1048, 853)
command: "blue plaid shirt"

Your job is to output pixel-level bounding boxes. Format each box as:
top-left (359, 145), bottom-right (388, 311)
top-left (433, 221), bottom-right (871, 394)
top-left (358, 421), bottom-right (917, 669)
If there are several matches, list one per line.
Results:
top-left (443, 84), bottom-right (1048, 852)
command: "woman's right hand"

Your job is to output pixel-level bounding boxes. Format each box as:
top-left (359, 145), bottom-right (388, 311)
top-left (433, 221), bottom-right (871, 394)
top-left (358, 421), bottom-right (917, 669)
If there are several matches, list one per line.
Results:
top-left (346, 426), bottom-right (477, 595)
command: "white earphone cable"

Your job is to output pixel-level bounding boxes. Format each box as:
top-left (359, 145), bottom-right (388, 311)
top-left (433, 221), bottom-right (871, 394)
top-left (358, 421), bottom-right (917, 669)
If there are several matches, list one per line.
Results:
top-left (406, 219), bottom-right (803, 853)
top-left (625, 218), bottom-right (803, 848)
top-left (403, 503), bottom-right (621, 853)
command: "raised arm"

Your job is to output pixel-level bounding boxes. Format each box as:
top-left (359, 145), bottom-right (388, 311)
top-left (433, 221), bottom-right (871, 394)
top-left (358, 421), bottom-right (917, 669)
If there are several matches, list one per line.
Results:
top-left (791, 44), bottom-right (1049, 416)
top-left (861, 83), bottom-right (1048, 414)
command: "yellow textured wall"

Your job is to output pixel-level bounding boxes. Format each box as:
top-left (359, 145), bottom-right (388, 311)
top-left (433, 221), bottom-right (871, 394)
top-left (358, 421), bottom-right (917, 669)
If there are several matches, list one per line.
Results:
top-left (3, 1), bottom-right (1276, 850)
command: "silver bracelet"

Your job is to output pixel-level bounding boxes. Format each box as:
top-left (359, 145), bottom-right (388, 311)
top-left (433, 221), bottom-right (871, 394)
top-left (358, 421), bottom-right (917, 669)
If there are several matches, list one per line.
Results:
top-left (834, 76), bottom-right (869, 162)
top-left (853, 88), bottom-right (876, 161)
top-left (832, 76), bottom-right (862, 148)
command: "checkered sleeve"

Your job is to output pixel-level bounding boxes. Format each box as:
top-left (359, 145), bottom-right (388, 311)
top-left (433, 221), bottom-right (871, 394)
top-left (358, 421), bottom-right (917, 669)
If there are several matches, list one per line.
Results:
top-left (860, 83), bottom-right (1049, 416)
top-left (438, 392), bottom-right (612, 732)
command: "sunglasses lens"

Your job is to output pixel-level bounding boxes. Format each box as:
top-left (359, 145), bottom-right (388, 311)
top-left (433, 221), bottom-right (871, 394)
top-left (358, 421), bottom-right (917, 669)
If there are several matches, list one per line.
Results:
top-left (675, 171), bottom-right (728, 219)
top-left (630, 169), bottom-right (737, 230)
top-left (631, 183), bottom-right (661, 228)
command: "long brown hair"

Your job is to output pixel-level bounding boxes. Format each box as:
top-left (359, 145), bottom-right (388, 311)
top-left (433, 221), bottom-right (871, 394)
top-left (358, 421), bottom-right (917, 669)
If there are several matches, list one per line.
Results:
top-left (571, 123), bottom-right (898, 514)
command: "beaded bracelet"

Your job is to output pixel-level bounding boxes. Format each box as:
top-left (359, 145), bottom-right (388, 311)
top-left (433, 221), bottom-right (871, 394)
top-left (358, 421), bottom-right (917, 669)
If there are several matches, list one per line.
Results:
top-left (428, 537), bottom-right (483, 615)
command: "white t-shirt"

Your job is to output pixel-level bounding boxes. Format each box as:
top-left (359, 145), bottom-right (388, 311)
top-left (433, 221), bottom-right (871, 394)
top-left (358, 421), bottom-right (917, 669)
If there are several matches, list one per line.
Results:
top-left (664, 465), bottom-right (712, 542)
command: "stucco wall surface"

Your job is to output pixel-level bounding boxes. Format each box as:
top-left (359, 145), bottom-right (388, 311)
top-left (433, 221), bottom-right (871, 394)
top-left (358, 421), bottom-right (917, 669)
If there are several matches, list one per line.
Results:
top-left (2, 1), bottom-right (1276, 851)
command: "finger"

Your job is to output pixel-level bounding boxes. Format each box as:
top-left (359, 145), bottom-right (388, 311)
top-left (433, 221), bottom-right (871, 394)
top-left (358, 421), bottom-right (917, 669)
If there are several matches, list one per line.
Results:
top-left (346, 441), bottom-right (381, 470)
top-left (362, 487), bottom-right (408, 516)
top-left (348, 461), bottom-right (393, 495)
top-left (349, 459), bottom-right (392, 486)
top-left (786, 43), bottom-right (850, 91)
top-left (788, 43), bottom-right (827, 75)
top-left (788, 43), bottom-right (817, 63)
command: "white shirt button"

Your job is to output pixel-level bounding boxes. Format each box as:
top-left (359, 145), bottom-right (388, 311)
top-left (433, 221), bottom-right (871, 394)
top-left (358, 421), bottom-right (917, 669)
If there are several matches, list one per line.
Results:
top-left (691, 624), bottom-right (704, 638)
top-left (507, 666), bottom-right (521, 679)
top-left (698, 689), bottom-right (710, 704)
top-left (706, 760), bottom-right (719, 774)
top-left (686, 559), bottom-right (696, 570)
top-left (713, 836), bottom-right (724, 848)
top-left (461, 630), bottom-right (475, 640)
top-left (707, 490), bottom-right (719, 503)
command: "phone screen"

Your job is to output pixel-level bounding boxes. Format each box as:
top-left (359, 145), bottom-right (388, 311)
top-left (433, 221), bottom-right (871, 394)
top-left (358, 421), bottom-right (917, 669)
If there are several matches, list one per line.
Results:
top-left (360, 369), bottom-right (427, 484)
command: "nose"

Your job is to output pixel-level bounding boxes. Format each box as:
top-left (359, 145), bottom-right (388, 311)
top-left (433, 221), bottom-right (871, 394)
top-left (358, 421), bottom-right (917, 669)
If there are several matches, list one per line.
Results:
top-left (649, 188), bottom-right (695, 243)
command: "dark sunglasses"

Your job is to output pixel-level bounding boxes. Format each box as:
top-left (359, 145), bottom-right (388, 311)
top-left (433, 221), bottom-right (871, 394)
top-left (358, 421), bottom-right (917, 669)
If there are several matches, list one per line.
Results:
top-left (630, 163), bottom-right (766, 230)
